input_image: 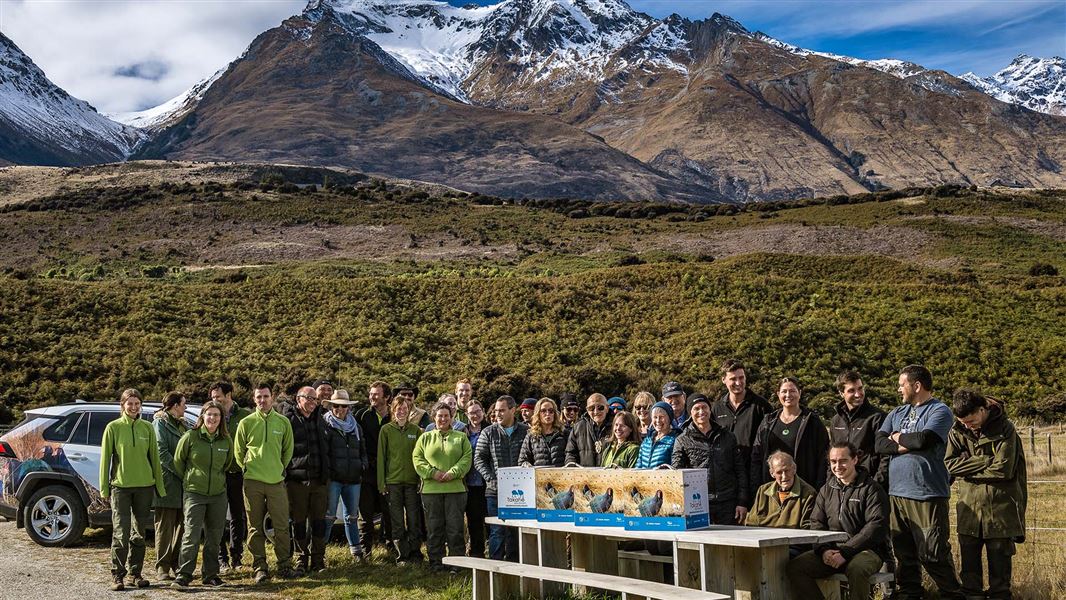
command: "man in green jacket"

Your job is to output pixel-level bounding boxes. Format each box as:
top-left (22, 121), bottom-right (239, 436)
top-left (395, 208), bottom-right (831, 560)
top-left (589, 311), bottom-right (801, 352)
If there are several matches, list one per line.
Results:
top-left (234, 382), bottom-right (296, 584)
top-left (945, 389), bottom-right (1027, 600)
top-left (746, 451), bottom-right (817, 530)
top-left (211, 380), bottom-right (252, 572)
top-left (100, 389), bottom-right (166, 591)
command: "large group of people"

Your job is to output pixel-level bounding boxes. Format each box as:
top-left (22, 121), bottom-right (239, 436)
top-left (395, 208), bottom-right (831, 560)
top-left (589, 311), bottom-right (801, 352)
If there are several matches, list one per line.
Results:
top-left (97, 362), bottom-right (1028, 599)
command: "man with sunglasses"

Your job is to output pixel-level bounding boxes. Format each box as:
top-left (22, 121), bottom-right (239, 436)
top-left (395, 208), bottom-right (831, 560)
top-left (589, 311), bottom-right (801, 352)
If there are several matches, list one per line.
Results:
top-left (559, 393), bottom-right (582, 432)
top-left (565, 393), bottom-right (613, 467)
top-left (279, 385), bottom-right (331, 574)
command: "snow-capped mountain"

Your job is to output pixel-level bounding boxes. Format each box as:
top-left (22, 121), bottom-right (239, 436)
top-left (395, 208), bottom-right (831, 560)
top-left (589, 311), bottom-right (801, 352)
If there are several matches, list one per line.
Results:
top-left (303, 0), bottom-right (688, 101)
top-left (754, 33), bottom-right (926, 79)
top-left (961, 55), bottom-right (1066, 116)
top-left (0, 32), bottom-right (142, 166)
top-left (109, 69), bottom-right (225, 131)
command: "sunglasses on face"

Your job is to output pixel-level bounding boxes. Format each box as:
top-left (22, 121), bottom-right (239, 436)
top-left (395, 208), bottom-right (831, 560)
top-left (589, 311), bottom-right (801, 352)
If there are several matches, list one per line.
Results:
top-left (540, 408), bottom-right (556, 414)
top-left (587, 405), bottom-right (607, 412)
top-left (634, 406), bottom-right (649, 412)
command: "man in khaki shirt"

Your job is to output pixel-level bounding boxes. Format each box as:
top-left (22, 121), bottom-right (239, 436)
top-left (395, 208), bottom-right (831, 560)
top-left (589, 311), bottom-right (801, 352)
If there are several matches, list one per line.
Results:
top-left (746, 451), bottom-right (816, 529)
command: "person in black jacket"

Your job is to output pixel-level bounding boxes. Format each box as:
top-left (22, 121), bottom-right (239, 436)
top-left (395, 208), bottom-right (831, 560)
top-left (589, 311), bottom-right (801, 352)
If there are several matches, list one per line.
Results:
top-left (473, 396), bottom-right (529, 561)
top-left (322, 390), bottom-right (368, 562)
top-left (750, 377), bottom-right (829, 499)
top-left (786, 442), bottom-right (890, 600)
top-left (829, 371), bottom-right (888, 487)
top-left (356, 381), bottom-right (392, 553)
top-left (672, 394), bottom-right (749, 524)
top-left (711, 359), bottom-right (772, 506)
top-left (519, 398), bottom-right (567, 467)
top-left (279, 386), bottom-right (331, 574)
top-left (564, 393), bottom-right (614, 466)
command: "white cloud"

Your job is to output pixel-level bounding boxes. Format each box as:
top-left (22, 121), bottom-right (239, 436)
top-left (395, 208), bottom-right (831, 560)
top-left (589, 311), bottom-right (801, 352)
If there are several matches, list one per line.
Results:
top-left (0, 0), bottom-right (306, 113)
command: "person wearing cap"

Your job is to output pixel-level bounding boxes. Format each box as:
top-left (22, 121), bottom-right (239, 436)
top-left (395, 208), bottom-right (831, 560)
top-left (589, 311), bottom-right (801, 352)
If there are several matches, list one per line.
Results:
top-left (322, 389), bottom-right (369, 562)
top-left (518, 397), bottom-right (537, 424)
top-left (279, 385), bottom-right (331, 574)
top-left (672, 393), bottom-right (749, 524)
top-left (396, 382), bottom-right (432, 430)
top-left (608, 396), bottom-right (627, 413)
top-left (519, 398), bottom-right (567, 467)
top-left (631, 391), bottom-right (655, 431)
top-left (426, 394), bottom-right (466, 432)
top-left (660, 382), bottom-right (688, 428)
top-left (637, 401), bottom-right (680, 469)
top-left (559, 393), bottom-right (582, 431)
top-left (711, 359), bottom-right (773, 507)
top-left (565, 393), bottom-right (614, 467)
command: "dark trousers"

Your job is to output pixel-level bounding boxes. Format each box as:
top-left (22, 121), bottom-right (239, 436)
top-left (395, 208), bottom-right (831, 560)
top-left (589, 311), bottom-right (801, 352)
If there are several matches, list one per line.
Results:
top-left (386, 483), bottom-right (423, 561)
top-left (465, 485), bottom-right (487, 558)
top-left (959, 534), bottom-right (1015, 600)
top-left (287, 482), bottom-right (329, 568)
top-left (219, 470), bottom-right (246, 566)
top-left (423, 492), bottom-right (467, 565)
top-left (890, 496), bottom-right (964, 600)
top-left (359, 477), bottom-right (392, 550)
top-left (178, 492), bottom-right (227, 582)
top-left (153, 506), bottom-right (183, 576)
top-left (110, 486), bottom-right (153, 578)
top-left (787, 548), bottom-right (884, 600)
top-left (485, 494), bottom-right (518, 561)
top-left (709, 499), bottom-right (737, 525)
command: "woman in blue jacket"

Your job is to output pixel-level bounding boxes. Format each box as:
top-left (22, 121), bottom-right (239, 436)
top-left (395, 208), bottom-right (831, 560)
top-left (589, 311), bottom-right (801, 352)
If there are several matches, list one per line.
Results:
top-left (637, 401), bottom-right (680, 469)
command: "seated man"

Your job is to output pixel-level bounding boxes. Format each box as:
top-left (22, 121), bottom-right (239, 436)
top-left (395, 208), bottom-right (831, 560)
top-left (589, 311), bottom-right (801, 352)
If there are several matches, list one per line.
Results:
top-left (786, 442), bottom-right (890, 600)
top-left (746, 451), bottom-right (817, 529)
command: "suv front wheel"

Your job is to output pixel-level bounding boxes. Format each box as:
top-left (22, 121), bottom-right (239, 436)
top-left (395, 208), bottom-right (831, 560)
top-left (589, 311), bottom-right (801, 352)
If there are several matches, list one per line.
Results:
top-left (24, 484), bottom-right (87, 547)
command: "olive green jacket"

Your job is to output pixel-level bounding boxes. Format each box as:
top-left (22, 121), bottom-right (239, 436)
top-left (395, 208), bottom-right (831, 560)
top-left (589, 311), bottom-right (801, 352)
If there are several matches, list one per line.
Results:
top-left (600, 441), bottom-right (639, 468)
top-left (944, 404), bottom-right (1027, 540)
top-left (745, 476), bottom-right (817, 529)
top-left (152, 410), bottom-right (188, 509)
top-left (174, 427), bottom-right (234, 497)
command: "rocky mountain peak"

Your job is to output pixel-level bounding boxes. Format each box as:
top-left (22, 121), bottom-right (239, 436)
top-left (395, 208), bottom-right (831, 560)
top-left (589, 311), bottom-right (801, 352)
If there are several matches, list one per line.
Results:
top-left (961, 53), bottom-right (1065, 116)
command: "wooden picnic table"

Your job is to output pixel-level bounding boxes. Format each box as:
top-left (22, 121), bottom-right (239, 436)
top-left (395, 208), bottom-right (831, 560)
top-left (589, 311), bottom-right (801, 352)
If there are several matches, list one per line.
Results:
top-left (487, 517), bottom-right (847, 600)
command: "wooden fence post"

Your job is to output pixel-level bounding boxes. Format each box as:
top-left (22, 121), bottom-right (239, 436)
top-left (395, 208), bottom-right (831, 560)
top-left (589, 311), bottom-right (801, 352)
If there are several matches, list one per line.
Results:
top-left (1030, 428), bottom-right (1036, 455)
top-left (1048, 434), bottom-right (1053, 464)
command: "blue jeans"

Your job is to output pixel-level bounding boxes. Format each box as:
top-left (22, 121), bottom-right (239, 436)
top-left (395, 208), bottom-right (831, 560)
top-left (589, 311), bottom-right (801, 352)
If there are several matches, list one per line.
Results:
top-left (485, 495), bottom-right (518, 561)
top-left (326, 481), bottom-right (362, 551)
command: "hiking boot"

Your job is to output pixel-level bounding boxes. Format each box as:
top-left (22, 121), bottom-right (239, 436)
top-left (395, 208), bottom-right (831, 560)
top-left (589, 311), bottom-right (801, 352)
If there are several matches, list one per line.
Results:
top-left (277, 566), bottom-right (300, 579)
top-left (111, 575), bottom-right (125, 591)
top-left (131, 575), bottom-right (150, 588)
top-left (171, 576), bottom-right (190, 589)
top-left (350, 547), bottom-right (366, 564)
top-left (202, 576), bottom-right (225, 587)
top-left (157, 568), bottom-right (175, 581)
top-left (310, 561), bottom-right (326, 573)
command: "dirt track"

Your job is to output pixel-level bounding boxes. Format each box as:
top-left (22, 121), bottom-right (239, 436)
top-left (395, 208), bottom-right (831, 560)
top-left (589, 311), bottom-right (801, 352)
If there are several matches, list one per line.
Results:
top-left (0, 520), bottom-right (273, 599)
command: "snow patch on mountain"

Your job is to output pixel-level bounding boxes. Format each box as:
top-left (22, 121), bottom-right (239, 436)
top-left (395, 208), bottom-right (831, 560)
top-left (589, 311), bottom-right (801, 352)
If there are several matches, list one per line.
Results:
top-left (109, 69), bottom-right (225, 130)
top-left (755, 33), bottom-right (926, 79)
top-left (306, 0), bottom-right (688, 100)
top-left (0, 32), bottom-right (142, 158)
top-left (961, 55), bottom-right (1066, 116)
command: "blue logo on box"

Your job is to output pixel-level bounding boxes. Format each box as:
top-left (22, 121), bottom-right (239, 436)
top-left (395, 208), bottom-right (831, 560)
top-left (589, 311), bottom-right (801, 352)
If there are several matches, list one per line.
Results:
top-left (511, 489), bottom-right (524, 497)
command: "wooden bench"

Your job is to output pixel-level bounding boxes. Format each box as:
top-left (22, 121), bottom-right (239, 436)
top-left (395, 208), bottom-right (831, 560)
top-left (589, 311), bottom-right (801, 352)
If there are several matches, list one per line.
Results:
top-left (818, 570), bottom-right (895, 600)
top-left (617, 549), bottom-right (672, 583)
top-left (443, 555), bottom-right (729, 600)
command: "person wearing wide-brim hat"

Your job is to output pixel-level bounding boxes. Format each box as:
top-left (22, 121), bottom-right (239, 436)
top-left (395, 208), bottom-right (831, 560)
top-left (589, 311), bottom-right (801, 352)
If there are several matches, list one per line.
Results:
top-left (322, 389), bottom-right (369, 562)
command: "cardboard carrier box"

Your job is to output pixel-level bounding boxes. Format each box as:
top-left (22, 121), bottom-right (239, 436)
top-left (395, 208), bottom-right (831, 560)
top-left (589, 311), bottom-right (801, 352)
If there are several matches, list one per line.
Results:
top-left (623, 468), bottom-right (709, 531)
top-left (496, 466), bottom-right (537, 520)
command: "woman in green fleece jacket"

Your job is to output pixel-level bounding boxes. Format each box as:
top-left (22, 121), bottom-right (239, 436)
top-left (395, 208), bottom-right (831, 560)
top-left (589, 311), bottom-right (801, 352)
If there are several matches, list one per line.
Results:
top-left (99, 388), bottom-right (165, 592)
top-left (413, 401), bottom-right (472, 572)
top-left (171, 400), bottom-right (233, 588)
top-left (377, 397), bottom-right (423, 564)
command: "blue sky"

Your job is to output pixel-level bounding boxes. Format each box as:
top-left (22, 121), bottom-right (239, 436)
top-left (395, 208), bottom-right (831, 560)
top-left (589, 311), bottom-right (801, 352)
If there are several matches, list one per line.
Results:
top-left (1, 0), bottom-right (1062, 113)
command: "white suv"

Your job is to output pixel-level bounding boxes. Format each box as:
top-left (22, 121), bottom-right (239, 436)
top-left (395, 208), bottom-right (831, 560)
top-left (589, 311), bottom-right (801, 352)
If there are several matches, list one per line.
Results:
top-left (0, 401), bottom-right (200, 546)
